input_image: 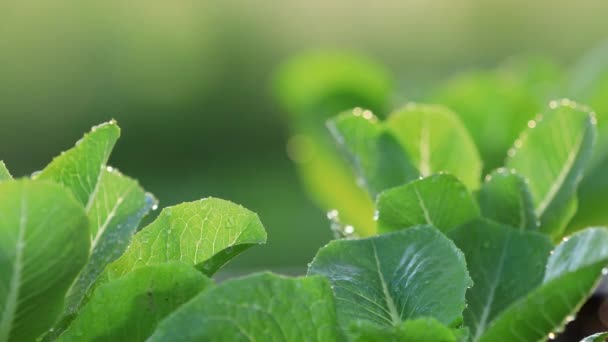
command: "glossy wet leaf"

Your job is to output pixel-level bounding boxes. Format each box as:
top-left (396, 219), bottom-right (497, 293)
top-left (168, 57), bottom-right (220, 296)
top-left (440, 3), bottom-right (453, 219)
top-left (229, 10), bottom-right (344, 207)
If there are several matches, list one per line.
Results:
top-left (506, 100), bottom-right (596, 238)
top-left (58, 263), bottom-right (211, 341)
top-left (477, 169), bottom-right (537, 230)
top-left (148, 273), bottom-right (341, 341)
top-left (308, 226), bottom-right (471, 328)
top-left (377, 174), bottom-right (479, 233)
top-left (102, 198), bottom-right (267, 280)
top-left (0, 180), bottom-right (89, 342)
top-left (479, 228), bottom-right (608, 342)
top-left (0, 162), bottom-right (11, 181)
top-left (328, 109), bottom-right (417, 197)
top-left (580, 332), bottom-right (608, 342)
top-left (449, 219), bottom-right (552, 341)
top-left (35, 121), bottom-right (120, 206)
top-left (64, 168), bottom-right (156, 313)
top-left (348, 318), bottom-right (465, 342)
top-left (386, 104), bottom-right (482, 190)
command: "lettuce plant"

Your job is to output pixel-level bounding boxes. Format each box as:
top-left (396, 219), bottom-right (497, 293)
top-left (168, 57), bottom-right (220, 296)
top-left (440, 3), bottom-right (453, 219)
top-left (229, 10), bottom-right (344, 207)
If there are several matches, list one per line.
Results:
top-left (312, 98), bottom-right (607, 341)
top-left (2, 61), bottom-right (608, 340)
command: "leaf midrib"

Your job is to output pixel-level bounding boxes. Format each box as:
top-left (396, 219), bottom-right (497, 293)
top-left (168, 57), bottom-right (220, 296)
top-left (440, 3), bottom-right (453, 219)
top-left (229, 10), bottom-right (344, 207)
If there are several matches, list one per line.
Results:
top-left (535, 121), bottom-right (585, 217)
top-left (473, 234), bottom-right (509, 341)
top-left (0, 192), bottom-right (27, 341)
top-left (371, 242), bottom-right (401, 326)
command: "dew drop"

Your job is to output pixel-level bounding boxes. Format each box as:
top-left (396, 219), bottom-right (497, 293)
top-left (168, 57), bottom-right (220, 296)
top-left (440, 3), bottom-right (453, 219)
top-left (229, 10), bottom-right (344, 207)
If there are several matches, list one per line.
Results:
top-left (362, 110), bottom-right (374, 120)
top-left (353, 107), bottom-right (363, 116)
top-left (507, 149), bottom-right (516, 157)
top-left (344, 225), bottom-right (355, 234)
top-left (549, 101), bottom-right (558, 109)
top-left (602, 268), bottom-right (608, 276)
top-left (565, 315), bottom-right (575, 323)
top-left (514, 139), bottom-right (523, 148)
top-left (548, 332), bottom-right (556, 340)
top-left (152, 204), bottom-right (159, 211)
top-left (373, 210), bottom-right (379, 221)
top-left (106, 166), bottom-right (114, 172)
top-left (327, 209), bottom-right (339, 220)
top-left (591, 114), bottom-right (598, 125)
top-left (30, 170), bottom-right (42, 178)
top-left (527, 120), bottom-right (536, 129)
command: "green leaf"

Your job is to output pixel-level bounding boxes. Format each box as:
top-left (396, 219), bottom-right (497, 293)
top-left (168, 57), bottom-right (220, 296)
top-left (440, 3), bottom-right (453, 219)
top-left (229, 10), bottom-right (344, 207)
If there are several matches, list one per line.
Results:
top-left (102, 198), bottom-right (267, 280)
top-left (376, 174), bottom-right (479, 233)
top-left (328, 109), bottom-right (417, 197)
top-left (63, 168), bottom-right (156, 313)
top-left (148, 273), bottom-right (342, 341)
top-left (477, 169), bottom-right (537, 230)
top-left (348, 318), bottom-right (464, 342)
top-left (386, 103), bottom-right (482, 190)
top-left (479, 228), bottom-right (608, 342)
top-left (0, 180), bottom-right (89, 342)
top-left (429, 56), bottom-right (562, 171)
top-left (580, 332), bottom-right (608, 342)
top-left (506, 99), bottom-right (596, 237)
top-left (308, 226), bottom-right (471, 328)
top-left (58, 263), bottom-right (211, 341)
top-left (568, 42), bottom-right (608, 230)
top-left (449, 219), bottom-right (553, 341)
top-left (0, 161), bottom-right (12, 181)
top-left (35, 120), bottom-right (120, 207)
top-left (274, 51), bottom-right (392, 120)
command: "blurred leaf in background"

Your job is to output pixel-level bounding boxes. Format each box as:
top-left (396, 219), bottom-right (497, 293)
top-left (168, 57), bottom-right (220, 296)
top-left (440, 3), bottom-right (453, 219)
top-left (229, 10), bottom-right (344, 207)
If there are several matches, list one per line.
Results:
top-left (274, 51), bottom-right (394, 235)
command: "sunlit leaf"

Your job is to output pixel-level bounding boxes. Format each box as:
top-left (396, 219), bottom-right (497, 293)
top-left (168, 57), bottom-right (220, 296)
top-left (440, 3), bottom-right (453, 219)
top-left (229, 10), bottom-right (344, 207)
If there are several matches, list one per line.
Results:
top-left (506, 100), bottom-right (596, 237)
top-left (477, 169), bottom-right (537, 230)
top-left (376, 174), bottom-right (479, 233)
top-left (64, 168), bottom-right (156, 313)
top-left (479, 228), bottom-right (608, 342)
top-left (386, 104), bottom-right (482, 190)
top-left (148, 273), bottom-right (342, 341)
top-left (0, 180), bottom-right (89, 341)
top-left (102, 198), bottom-right (267, 280)
top-left (58, 263), bottom-right (211, 341)
top-left (0, 161), bottom-right (12, 181)
top-left (328, 109), bottom-right (417, 197)
top-left (449, 219), bottom-right (552, 341)
top-left (308, 226), bottom-right (471, 328)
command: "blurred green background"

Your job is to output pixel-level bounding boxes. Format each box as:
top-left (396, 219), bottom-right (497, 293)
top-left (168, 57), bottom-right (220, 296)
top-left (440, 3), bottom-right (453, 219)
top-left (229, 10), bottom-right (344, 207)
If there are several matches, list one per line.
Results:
top-left (1, 0), bottom-right (608, 275)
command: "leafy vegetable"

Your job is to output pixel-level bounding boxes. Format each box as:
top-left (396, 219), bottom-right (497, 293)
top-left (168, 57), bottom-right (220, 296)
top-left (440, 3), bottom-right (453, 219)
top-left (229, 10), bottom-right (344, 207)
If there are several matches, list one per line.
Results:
top-left (476, 169), bottom-right (537, 230)
top-left (449, 219), bottom-right (552, 341)
top-left (506, 100), bottom-right (596, 238)
top-left (0, 180), bottom-right (89, 342)
top-left (0, 161), bottom-right (12, 181)
top-left (580, 332), bottom-right (608, 342)
top-left (101, 198), bottom-right (267, 281)
top-left (328, 109), bottom-right (417, 197)
top-left (58, 263), bottom-right (211, 341)
top-left (308, 226), bottom-right (471, 328)
top-left (348, 318), bottom-right (465, 342)
top-left (274, 52), bottom-right (393, 236)
top-left (64, 168), bottom-right (156, 313)
top-left (478, 228), bottom-right (608, 342)
top-left (386, 104), bottom-right (482, 190)
top-left (35, 120), bottom-right (120, 206)
top-left (149, 273), bottom-right (342, 341)
top-left (376, 174), bottom-right (479, 233)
